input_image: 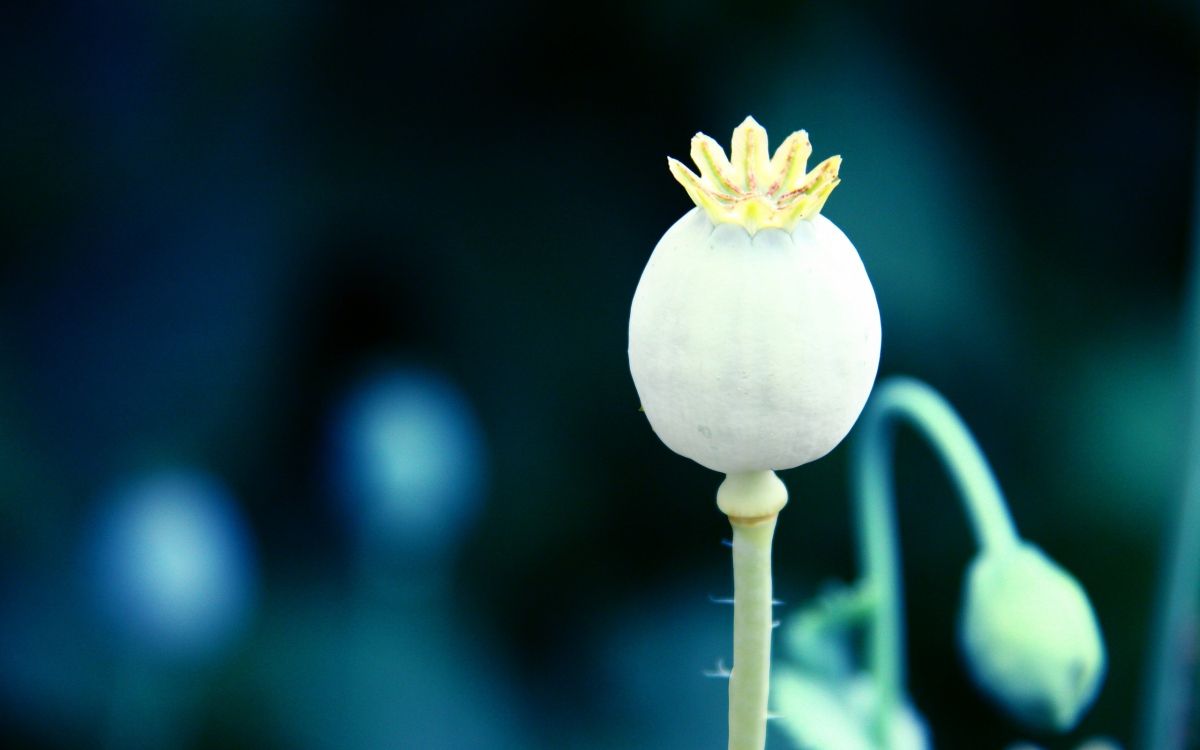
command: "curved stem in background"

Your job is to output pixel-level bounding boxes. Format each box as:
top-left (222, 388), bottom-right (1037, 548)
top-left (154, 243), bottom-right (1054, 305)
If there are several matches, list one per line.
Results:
top-left (1140, 102), bottom-right (1200, 750)
top-left (852, 377), bottom-right (1021, 741)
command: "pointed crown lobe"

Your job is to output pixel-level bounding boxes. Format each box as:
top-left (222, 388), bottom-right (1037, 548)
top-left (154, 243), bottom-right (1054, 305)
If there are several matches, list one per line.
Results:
top-left (668, 116), bottom-right (842, 235)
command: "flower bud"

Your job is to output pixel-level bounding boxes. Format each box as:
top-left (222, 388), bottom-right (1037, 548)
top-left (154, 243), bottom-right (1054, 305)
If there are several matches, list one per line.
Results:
top-left (959, 543), bottom-right (1105, 731)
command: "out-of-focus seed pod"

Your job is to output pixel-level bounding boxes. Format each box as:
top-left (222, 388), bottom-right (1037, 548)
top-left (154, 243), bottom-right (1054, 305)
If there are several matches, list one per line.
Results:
top-left (774, 668), bottom-right (929, 750)
top-left (959, 543), bottom-right (1105, 731)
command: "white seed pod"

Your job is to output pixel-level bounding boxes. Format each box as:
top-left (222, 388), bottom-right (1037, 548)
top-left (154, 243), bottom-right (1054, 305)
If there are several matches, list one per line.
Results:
top-left (628, 117), bottom-right (881, 473)
top-left (959, 543), bottom-right (1106, 731)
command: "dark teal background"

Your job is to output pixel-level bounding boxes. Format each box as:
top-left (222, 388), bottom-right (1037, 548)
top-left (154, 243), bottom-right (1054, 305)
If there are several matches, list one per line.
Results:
top-left (1, 1), bottom-right (1198, 748)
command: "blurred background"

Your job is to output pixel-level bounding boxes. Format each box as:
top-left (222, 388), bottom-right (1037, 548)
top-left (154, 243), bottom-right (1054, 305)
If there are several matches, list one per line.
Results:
top-left (1, 1), bottom-right (1198, 748)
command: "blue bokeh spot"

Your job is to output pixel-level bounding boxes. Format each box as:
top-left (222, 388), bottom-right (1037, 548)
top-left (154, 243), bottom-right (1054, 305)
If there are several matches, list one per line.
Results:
top-left (86, 470), bottom-right (257, 660)
top-left (330, 367), bottom-right (486, 558)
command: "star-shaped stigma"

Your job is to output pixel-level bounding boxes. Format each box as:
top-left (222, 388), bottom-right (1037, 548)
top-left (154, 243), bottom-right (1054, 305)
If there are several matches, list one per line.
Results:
top-left (668, 116), bottom-right (842, 235)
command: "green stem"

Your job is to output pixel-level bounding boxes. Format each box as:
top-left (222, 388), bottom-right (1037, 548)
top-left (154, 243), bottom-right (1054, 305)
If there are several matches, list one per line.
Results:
top-left (728, 514), bottom-right (779, 750)
top-left (717, 471), bottom-right (788, 750)
top-left (1140, 98), bottom-right (1200, 750)
top-left (853, 377), bottom-right (1020, 742)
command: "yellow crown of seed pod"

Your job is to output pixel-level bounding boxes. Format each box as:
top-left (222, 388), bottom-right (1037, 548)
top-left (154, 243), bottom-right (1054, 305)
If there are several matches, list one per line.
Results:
top-left (629, 117), bottom-right (881, 473)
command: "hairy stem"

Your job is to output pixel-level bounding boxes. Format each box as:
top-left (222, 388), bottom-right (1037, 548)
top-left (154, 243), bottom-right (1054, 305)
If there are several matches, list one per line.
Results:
top-left (853, 377), bottom-right (1020, 742)
top-left (728, 513), bottom-right (779, 750)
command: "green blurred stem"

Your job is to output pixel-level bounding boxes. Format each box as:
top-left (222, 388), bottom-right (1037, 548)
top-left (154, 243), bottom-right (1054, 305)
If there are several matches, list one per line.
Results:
top-left (728, 514), bottom-right (778, 750)
top-left (1140, 101), bottom-right (1200, 750)
top-left (853, 377), bottom-right (1020, 743)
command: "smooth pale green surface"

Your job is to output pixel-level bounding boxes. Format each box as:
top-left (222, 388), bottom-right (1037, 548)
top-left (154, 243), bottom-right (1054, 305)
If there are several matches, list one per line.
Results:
top-left (959, 543), bottom-right (1105, 731)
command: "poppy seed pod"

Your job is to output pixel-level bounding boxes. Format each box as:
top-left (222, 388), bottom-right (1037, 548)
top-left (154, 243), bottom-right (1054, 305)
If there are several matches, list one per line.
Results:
top-left (959, 543), bottom-right (1106, 731)
top-left (628, 117), bottom-right (881, 473)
